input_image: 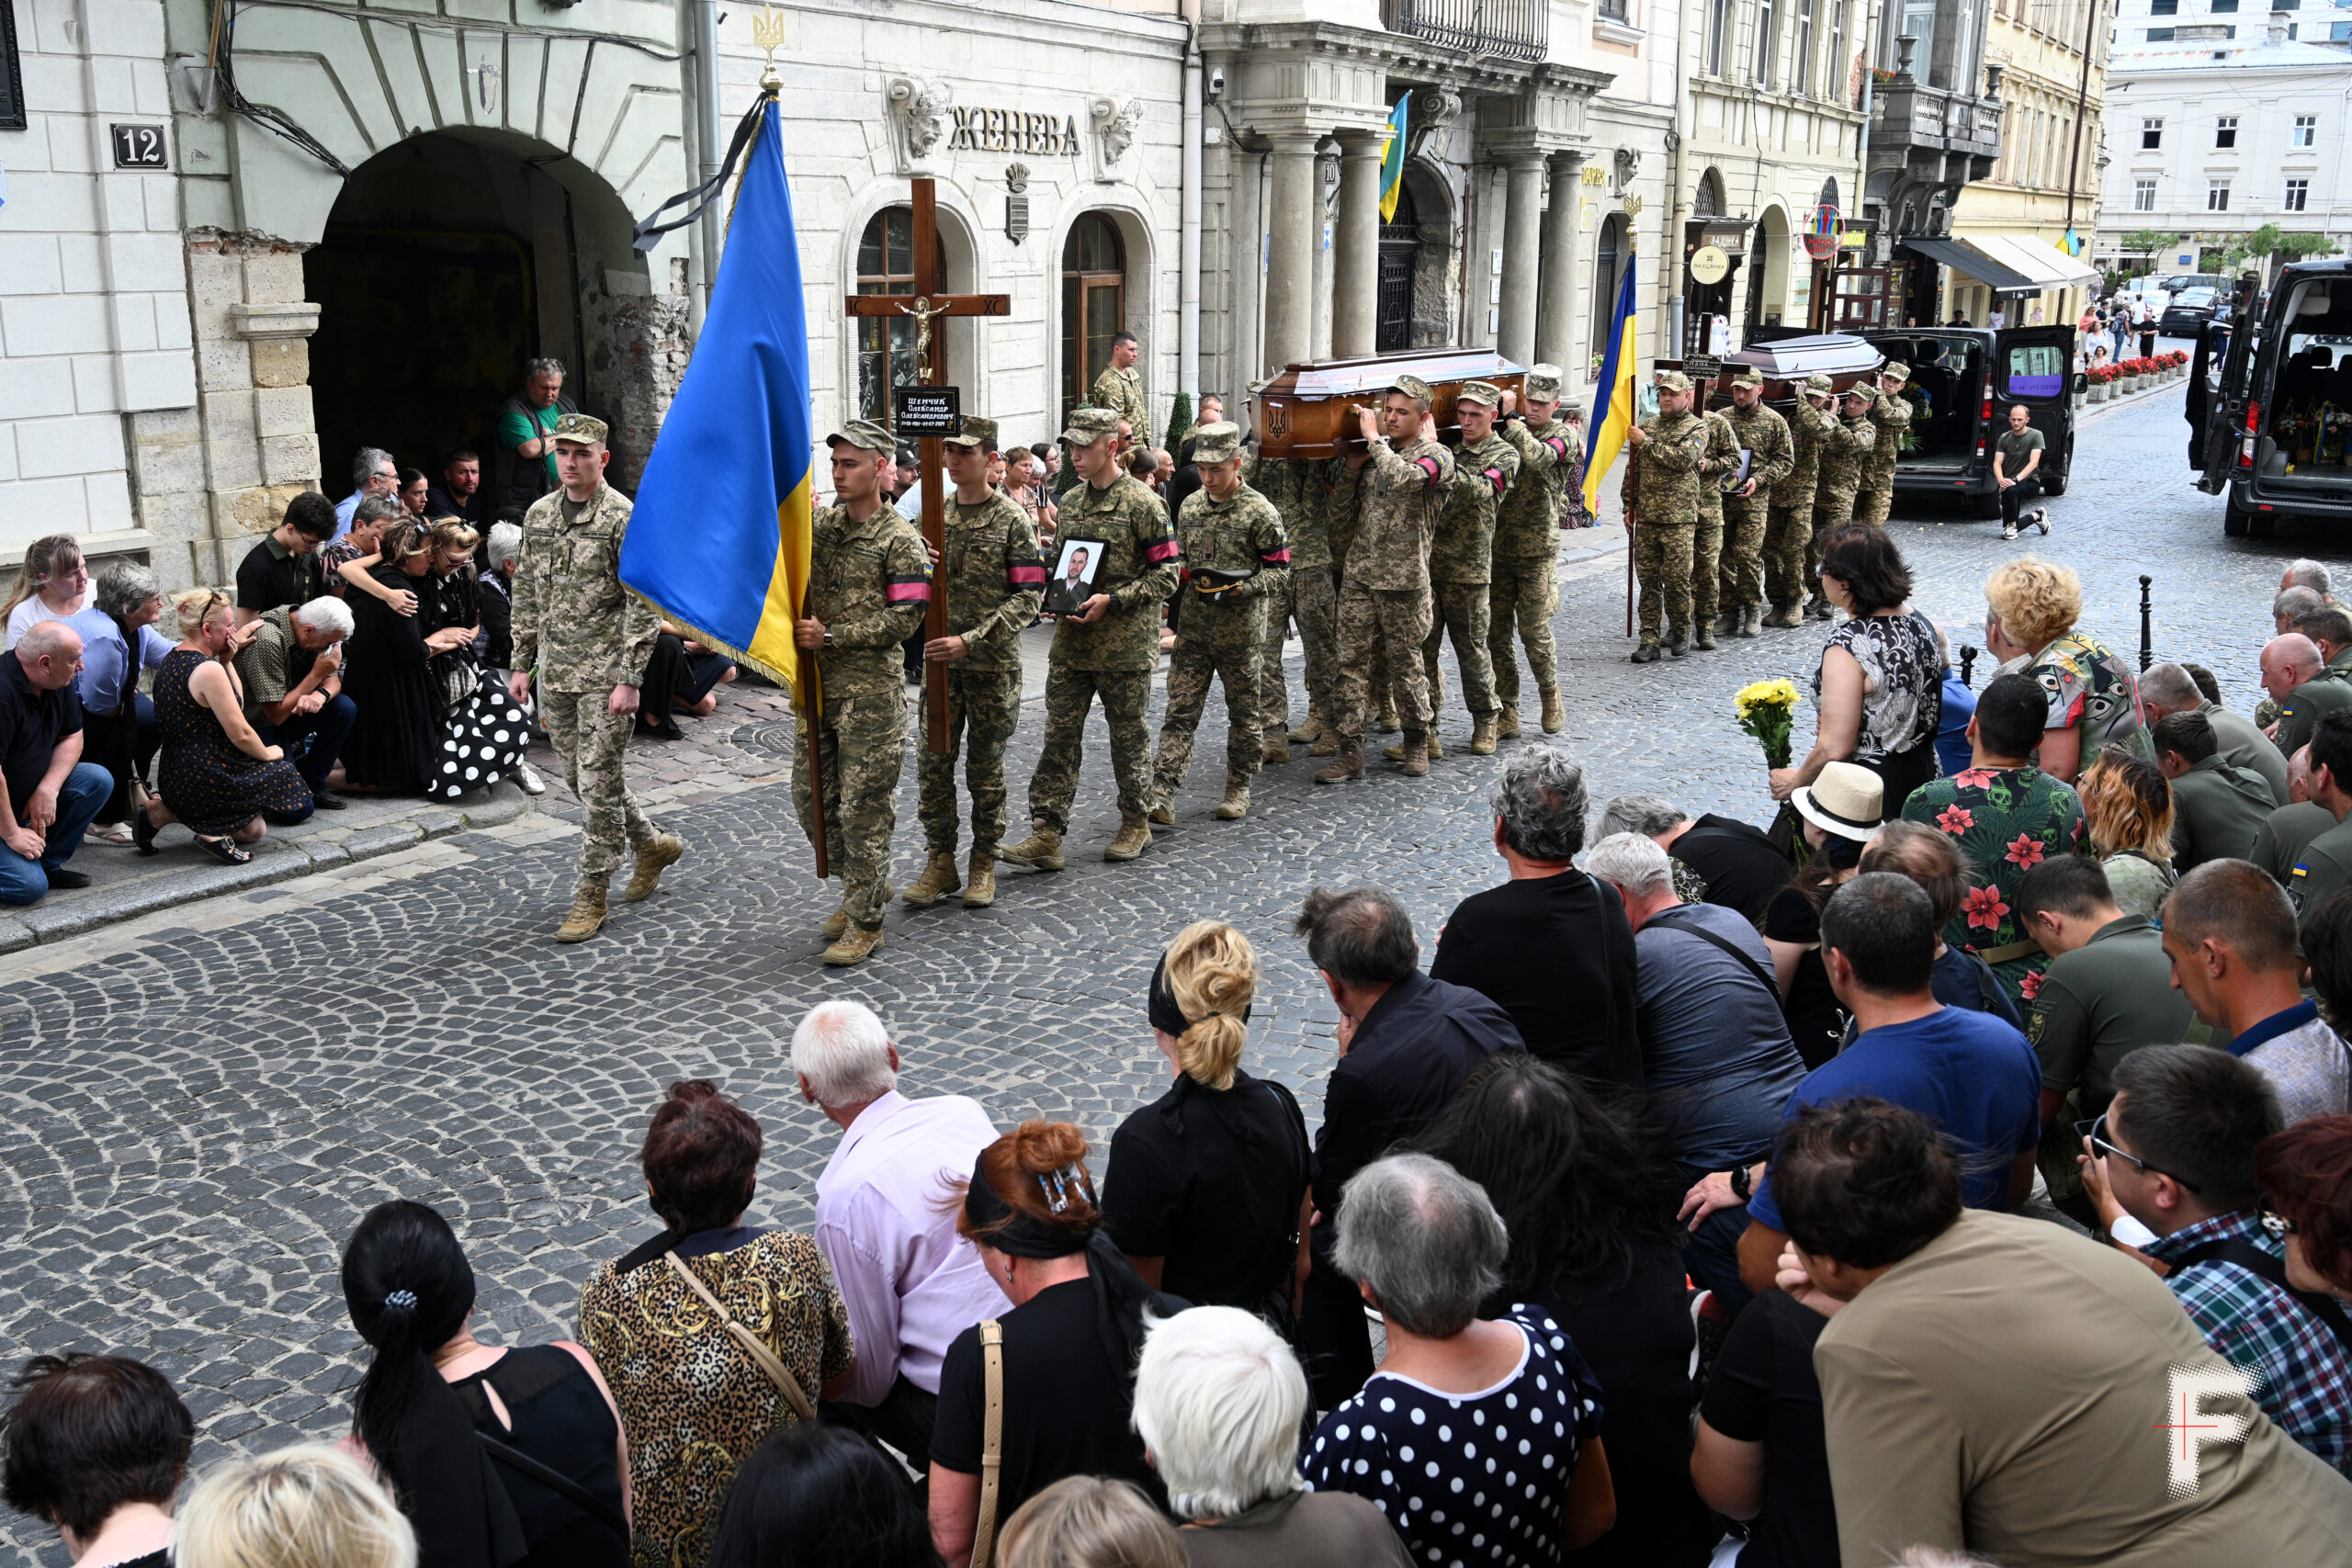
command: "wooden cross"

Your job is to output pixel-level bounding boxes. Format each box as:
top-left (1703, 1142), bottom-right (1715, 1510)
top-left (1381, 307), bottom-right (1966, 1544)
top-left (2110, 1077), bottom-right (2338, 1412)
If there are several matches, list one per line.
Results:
top-left (844, 177), bottom-right (1013, 752)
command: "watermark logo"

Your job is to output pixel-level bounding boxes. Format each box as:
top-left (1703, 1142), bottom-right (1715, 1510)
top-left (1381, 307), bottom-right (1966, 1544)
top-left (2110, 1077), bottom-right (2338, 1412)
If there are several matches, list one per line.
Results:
top-left (2155, 1361), bottom-right (2263, 1497)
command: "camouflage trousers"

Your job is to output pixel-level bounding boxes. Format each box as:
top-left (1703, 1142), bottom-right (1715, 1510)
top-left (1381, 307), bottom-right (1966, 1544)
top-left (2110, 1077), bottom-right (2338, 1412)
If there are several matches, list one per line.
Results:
top-left (1487, 556), bottom-right (1560, 707)
top-left (540, 687), bottom-right (658, 879)
top-left (1691, 507), bottom-right (1725, 627)
top-left (1331, 581), bottom-right (1433, 741)
top-left (791, 689), bottom-right (908, 932)
top-left (1633, 520), bottom-right (1694, 644)
top-left (1719, 494), bottom-right (1771, 611)
top-left (1852, 476), bottom-right (1896, 525)
top-left (1026, 663), bottom-right (1153, 833)
top-left (1423, 580), bottom-right (1498, 717)
top-left (1808, 488), bottom-right (1860, 597)
top-left (918, 663), bottom-right (1022, 859)
top-left (1154, 613), bottom-right (1266, 794)
top-left (1258, 565), bottom-right (1340, 731)
top-left (1763, 494), bottom-right (1815, 611)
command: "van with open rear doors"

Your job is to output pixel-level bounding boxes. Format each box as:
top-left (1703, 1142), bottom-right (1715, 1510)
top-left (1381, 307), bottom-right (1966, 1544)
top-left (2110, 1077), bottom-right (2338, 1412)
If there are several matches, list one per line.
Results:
top-left (1854, 324), bottom-right (2082, 517)
top-left (2190, 262), bottom-right (2352, 538)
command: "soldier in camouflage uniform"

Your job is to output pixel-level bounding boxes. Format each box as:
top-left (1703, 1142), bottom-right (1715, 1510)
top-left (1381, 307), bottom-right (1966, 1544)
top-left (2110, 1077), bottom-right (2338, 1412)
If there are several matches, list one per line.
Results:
top-left (1148, 423), bottom-right (1292, 820)
top-left (510, 412), bottom-right (681, 943)
top-left (1090, 332), bottom-right (1149, 446)
top-left (791, 421), bottom-right (933, 965)
top-left (1492, 364), bottom-right (1580, 736)
top-left (902, 416), bottom-right (1046, 915)
top-left (1250, 455), bottom-right (1340, 763)
top-left (1407, 380), bottom-right (1517, 760)
top-left (1622, 370), bottom-right (1712, 662)
top-left (1805, 385), bottom-right (1878, 618)
top-left (1715, 367), bottom-right (1796, 639)
top-left (1689, 379), bottom-right (1744, 652)
top-left (1317, 375), bottom-right (1454, 783)
top-left (1001, 407), bottom-right (1182, 869)
top-left (1765, 374), bottom-right (1838, 627)
top-left (1850, 361), bottom-right (1914, 525)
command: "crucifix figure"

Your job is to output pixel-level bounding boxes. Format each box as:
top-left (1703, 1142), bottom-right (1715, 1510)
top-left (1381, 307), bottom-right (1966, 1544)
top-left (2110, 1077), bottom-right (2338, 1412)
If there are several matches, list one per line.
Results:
top-left (844, 177), bottom-right (1012, 752)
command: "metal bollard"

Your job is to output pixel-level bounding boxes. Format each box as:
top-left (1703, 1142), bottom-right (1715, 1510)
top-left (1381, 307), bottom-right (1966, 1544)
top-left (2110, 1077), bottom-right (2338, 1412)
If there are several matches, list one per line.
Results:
top-left (2140, 575), bottom-right (2154, 672)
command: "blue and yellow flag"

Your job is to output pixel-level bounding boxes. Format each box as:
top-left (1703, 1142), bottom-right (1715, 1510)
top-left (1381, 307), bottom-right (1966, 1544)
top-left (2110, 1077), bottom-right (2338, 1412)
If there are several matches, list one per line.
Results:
top-left (1582, 245), bottom-right (1639, 515)
top-left (621, 99), bottom-right (819, 709)
top-left (1379, 95), bottom-right (1410, 222)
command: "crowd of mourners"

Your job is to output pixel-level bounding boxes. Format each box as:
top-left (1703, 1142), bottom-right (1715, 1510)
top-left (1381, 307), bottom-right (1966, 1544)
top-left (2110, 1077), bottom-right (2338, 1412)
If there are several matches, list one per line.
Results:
top-left (14, 522), bottom-right (2352, 1567)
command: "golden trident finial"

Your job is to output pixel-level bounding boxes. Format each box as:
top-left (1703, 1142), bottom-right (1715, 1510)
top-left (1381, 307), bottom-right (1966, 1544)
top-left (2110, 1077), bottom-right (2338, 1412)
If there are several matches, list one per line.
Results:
top-left (1624, 193), bottom-right (1644, 218)
top-left (752, 4), bottom-right (786, 94)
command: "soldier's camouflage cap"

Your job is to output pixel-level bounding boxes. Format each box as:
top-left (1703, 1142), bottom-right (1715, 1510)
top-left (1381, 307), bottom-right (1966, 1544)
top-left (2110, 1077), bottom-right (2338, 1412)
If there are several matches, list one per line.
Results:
top-left (944, 415), bottom-right (1000, 451)
top-left (1387, 373), bottom-right (1436, 404)
top-left (1842, 381), bottom-right (1877, 403)
top-left (1802, 373), bottom-right (1836, 397)
top-left (1059, 406), bottom-right (1121, 446)
top-left (1728, 367), bottom-right (1765, 389)
top-left (1880, 361), bottom-right (1912, 383)
top-left (1654, 369), bottom-right (1694, 393)
top-left (1192, 421), bottom-right (1244, 463)
top-left (825, 419), bottom-right (896, 453)
top-left (1525, 364), bottom-right (1565, 397)
top-left (1457, 380), bottom-right (1504, 408)
top-left (550, 412), bottom-right (609, 446)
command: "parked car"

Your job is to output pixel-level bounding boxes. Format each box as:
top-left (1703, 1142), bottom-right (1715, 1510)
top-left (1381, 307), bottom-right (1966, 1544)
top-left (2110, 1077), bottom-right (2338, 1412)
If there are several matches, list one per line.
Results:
top-left (2161, 288), bottom-right (2221, 334)
top-left (1852, 323), bottom-right (2082, 517)
top-left (2190, 263), bottom-right (2352, 537)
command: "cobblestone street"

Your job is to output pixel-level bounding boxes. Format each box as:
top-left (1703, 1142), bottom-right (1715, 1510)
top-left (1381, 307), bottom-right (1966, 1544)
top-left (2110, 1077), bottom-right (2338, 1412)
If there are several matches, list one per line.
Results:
top-left (0, 378), bottom-right (2320, 1562)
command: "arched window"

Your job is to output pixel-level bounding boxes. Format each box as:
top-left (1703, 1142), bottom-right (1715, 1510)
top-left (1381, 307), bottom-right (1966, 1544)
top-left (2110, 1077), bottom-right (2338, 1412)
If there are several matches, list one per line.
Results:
top-left (1062, 214), bottom-right (1125, 422)
top-left (855, 207), bottom-right (947, 434)
top-left (1590, 214), bottom-right (1627, 369)
top-left (1694, 168), bottom-right (1726, 220)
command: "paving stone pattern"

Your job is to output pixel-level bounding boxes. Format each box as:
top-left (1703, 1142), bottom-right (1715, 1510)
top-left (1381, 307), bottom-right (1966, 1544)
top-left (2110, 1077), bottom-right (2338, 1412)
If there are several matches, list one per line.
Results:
top-left (0, 384), bottom-right (2310, 1562)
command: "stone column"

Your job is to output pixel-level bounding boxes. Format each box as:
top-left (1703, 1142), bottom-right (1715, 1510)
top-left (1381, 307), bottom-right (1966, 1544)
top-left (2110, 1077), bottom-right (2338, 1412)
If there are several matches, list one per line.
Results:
top-left (1498, 151), bottom-right (1547, 367)
top-left (1311, 141), bottom-right (1339, 361)
top-left (1264, 130), bottom-right (1323, 378)
top-left (1536, 151), bottom-right (1586, 376)
top-left (1331, 129), bottom-right (1386, 359)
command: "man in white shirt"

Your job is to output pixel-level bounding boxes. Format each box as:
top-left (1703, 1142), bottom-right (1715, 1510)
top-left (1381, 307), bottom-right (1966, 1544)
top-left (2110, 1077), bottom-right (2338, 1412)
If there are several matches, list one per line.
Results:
top-left (793, 998), bottom-right (1009, 1466)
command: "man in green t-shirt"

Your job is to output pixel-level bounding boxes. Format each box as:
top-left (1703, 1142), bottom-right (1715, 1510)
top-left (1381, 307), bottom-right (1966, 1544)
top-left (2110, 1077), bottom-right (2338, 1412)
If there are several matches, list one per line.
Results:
top-left (494, 355), bottom-right (578, 512)
top-left (1992, 404), bottom-right (2049, 543)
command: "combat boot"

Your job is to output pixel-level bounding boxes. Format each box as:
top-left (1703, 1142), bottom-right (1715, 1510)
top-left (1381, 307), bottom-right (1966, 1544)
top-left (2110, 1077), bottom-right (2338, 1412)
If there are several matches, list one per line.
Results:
top-left (1263, 731), bottom-right (1291, 765)
top-left (1397, 733), bottom-right (1431, 777)
top-left (1737, 605), bottom-right (1763, 637)
top-left (1693, 626), bottom-right (1718, 651)
top-left (962, 852), bottom-right (997, 908)
top-left (1765, 604), bottom-right (1801, 628)
top-left (1315, 743), bottom-right (1365, 784)
top-left (623, 831), bottom-right (686, 902)
top-left (1288, 708), bottom-right (1325, 744)
top-left (1384, 734), bottom-right (1441, 762)
top-left (822, 924), bottom-right (887, 966)
top-left (1631, 640), bottom-right (1662, 664)
top-left (1498, 705), bottom-right (1522, 739)
top-left (1667, 634), bottom-right (1690, 659)
top-left (1216, 781), bottom-right (1251, 819)
top-left (1000, 827), bottom-right (1065, 871)
top-left (1308, 732), bottom-right (1340, 757)
top-left (556, 874), bottom-right (610, 942)
top-left (1147, 795), bottom-right (1176, 826)
top-left (1374, 704), bottom-right (1400, 734)
top-left (1105, 812), bottom-right (1153, 861)
top-left (901, 852), bottom-right (962, 908)
top-left (821, 902), bottom-right (851, 941)
top-left (1541, 688), bottom-right (1566, 733)
top-left (1470, 714), bottom-right (1498, 755)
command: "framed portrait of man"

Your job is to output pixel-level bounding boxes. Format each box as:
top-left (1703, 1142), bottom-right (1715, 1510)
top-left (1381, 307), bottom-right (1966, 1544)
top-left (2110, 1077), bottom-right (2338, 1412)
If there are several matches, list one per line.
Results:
top-left (1045, 536), bottom-right (1104, 617)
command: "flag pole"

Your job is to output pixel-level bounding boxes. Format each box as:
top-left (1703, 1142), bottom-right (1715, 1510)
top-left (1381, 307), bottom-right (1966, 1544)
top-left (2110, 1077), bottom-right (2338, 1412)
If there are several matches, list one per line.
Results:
top-left (800, 583), bottom-right (829, 880)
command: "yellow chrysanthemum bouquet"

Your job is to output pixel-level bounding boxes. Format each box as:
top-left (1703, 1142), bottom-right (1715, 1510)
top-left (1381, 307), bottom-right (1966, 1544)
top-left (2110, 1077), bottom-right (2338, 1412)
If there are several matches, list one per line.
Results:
top-left (1734, 678), bottom-right (1804, 769)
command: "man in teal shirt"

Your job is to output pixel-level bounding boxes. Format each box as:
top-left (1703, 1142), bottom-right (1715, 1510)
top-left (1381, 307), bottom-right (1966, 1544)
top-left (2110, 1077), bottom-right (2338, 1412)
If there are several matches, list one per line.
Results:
top-left (494, 355), bottom-right (577, 511)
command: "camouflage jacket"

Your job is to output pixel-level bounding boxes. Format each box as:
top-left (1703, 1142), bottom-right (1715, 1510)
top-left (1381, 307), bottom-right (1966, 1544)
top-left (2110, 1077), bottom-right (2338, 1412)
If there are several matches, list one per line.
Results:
top-left (1816, 413), bottom-right (1878, 499)
top-left (1723, 400), bottom-right (1797, 502)
top-left (808, 502), bottom-right (933, 701)
top-left (1326, 461), bottom-right (1364, 572)
top-left (1774, 400), bottom-right (1840, 502)
top-left (939, 490), bottom-right (1046, 671)
top-left (1350, 434), bottom-right (1454, 592)
top-left (1864, 392), bottom-right (1914, 482)
top-left (1619, 409), bottom-right (1710, 527)
top-left (1050, 473), bottom-right (1182, 672)
top-left (1176, 482), bottom-right (1291, 641)
top-left (1497, 416), bottom-right (1579, 562)
top-left (514, 482), bottom-right (661, 694)
top-left (1429, 433), bottom-right (1519, 583)
top-left (1696, 410), bottom-right (1742, 521)
top-left (1249, 456), bottom-right (1337, 571)
top-left (1090, 365), bottom-right (1148, 435)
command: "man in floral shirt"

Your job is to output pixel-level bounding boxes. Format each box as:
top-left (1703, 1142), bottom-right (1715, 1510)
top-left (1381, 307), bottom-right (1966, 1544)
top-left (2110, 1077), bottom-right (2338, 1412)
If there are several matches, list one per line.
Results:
top-left (1902, 673), bottom-right (2088, 1006)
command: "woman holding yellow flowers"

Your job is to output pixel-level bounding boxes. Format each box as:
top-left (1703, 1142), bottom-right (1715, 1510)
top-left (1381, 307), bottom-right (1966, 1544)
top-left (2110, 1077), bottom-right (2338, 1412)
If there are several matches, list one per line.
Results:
top-left (1765, 525), bottom-right (1943, 817)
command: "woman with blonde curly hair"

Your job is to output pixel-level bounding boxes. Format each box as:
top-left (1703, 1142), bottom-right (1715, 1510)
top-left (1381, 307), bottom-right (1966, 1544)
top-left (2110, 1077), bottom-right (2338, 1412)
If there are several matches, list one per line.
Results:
top-left (1101, 921), bottom-right (1312, 1321)
top-left (2075, 744), bottom-right (2178, 919)
top-left (1983, 555), bottom-right (2152, 784)
top-left (175, 1444), bottom-right (415, 1568)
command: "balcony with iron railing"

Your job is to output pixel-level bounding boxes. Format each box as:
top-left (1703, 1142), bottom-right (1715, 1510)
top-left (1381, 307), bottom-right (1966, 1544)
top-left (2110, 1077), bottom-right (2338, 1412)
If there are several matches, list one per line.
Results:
top-left (1380, 0), bottom-right (1549, 61)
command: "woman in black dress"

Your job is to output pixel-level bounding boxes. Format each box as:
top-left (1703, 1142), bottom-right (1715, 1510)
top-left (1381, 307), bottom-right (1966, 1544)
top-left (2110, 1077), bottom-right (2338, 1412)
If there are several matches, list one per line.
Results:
top-left (138, 590), bottom-right (311, 864)
top-left (415, 518), bottom-right (530, 800)
top-left (1101, 920), bottom-right (1312, 1325)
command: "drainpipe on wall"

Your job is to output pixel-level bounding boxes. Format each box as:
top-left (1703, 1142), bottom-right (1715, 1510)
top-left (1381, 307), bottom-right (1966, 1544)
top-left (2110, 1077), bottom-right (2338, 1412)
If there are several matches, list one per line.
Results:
top-left (691, 0), bottom-right (725, 333)
top-left (1182, 16), bottom-right (1204, 401)
top-left (1668, 0), bottom-right (1690, 355)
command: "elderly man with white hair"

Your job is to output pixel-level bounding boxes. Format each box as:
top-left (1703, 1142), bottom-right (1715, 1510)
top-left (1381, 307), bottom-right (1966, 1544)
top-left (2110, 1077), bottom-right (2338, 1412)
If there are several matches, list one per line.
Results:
top-left (791, 998), bottom-right (1006, 1466)
top-left (1133, 1306), bottom-right (1408, 1565)
top-left (0, 621), bottom-right (113, 901)
top-left (232, 595), bottom-right (356, 809)
top-left (2139, 660), bottom-right (2287, 806)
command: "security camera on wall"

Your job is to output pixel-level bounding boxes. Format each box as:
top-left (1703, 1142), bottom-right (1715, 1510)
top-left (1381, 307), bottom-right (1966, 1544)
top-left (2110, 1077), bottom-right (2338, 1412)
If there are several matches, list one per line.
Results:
top-left (1206, 66), bottom-right (1226, 103)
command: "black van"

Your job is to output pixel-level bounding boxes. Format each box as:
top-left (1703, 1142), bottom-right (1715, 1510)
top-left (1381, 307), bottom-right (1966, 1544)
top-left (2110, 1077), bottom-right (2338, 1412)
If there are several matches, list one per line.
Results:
top-left (1860, 325), bottom-right (2082, 517)
top-left (2190, 261), bottom-right (2352, 537)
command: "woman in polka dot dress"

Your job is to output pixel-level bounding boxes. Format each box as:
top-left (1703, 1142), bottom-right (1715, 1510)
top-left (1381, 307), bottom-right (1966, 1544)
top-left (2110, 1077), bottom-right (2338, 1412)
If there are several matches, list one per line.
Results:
top-left (1302, 1154), bottom-right (1611, 1568)
top-left (414, 518), bottom-right (530, 801)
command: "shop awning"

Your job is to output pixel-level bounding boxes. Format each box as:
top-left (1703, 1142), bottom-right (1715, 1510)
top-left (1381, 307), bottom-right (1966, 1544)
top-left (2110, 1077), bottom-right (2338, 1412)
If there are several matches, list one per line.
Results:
top-left (1966, 233), bottom-right (2101, 291)
top-left (1898, 237), bottom-right (2041, 297)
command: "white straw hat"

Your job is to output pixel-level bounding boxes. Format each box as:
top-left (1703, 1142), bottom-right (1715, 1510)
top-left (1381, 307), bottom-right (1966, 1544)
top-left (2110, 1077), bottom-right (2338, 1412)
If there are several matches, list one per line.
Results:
top-left (1791, 761), bottom-right (1885, 842)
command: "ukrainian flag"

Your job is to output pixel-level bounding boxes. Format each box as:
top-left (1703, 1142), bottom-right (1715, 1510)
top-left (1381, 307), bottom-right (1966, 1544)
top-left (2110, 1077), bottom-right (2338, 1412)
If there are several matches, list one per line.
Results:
top-left (621, 98), bottom-right (819, 708)
top-left (1583, 244), bottom-right (1639, 514)
top-left (1379, 96), bottom-right (1410, 222)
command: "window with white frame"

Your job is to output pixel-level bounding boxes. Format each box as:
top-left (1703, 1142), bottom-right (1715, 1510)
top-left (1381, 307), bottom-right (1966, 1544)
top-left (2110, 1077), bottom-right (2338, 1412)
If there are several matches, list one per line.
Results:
top-left (1707, 0), bottom-right (1732, 72)
top-left (2133, 178), bottom-right (2156, 211)
top-left (2208, 181), bottom-right (2230, 211)
top-left (2215, 116), bottom-right (2237, 149)
top-left (1794, 0), bottom-right (1815, 94)
top-left (2294, 114), bottom-right (2318, 147)
top-left (1757, 0), bottom-right (1779, 86)
top-left (2143, 118), bottom-right (2164, 150)
top-left (2286, 178), bottom-right (2311, 211)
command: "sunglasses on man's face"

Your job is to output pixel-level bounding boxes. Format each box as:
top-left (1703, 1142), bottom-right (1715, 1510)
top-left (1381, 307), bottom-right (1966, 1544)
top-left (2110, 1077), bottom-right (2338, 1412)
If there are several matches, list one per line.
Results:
top-left (2075, 1113), bottom-right (2202, 1194)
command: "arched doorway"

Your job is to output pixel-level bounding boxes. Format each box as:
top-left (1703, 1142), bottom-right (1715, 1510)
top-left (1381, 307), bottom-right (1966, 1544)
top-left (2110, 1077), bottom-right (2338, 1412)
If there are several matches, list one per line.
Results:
top-left (1062, 214), bottom-right (1126, 423)
top-left (1683, 168), bottom-right (1736, 354)
top-left (1747, 205), bottom-right (1792, 332)
top-left (1591, 213), bottom-right (1628, 367)
top-left (1377, 184), bottom-right (1421, 353)
top-left (854, 208), bottom-right (950, 439)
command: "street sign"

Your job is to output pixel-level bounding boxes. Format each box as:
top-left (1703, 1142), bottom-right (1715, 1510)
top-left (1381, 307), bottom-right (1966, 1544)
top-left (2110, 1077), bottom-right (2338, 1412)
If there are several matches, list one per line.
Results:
top-left (1804, 203), bottom-right (1840, 261)
top-left (109, 124), bottom-right (168, 168)
top-left (892, 385), bottom-right (962, 437)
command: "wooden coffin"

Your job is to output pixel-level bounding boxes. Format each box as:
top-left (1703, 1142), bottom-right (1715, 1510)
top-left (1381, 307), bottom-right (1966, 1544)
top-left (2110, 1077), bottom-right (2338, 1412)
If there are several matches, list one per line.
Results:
top-left (1251, 348), bottom-right (1529, 459)
top-left (1669, 333), bottom-right (1886, 409)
